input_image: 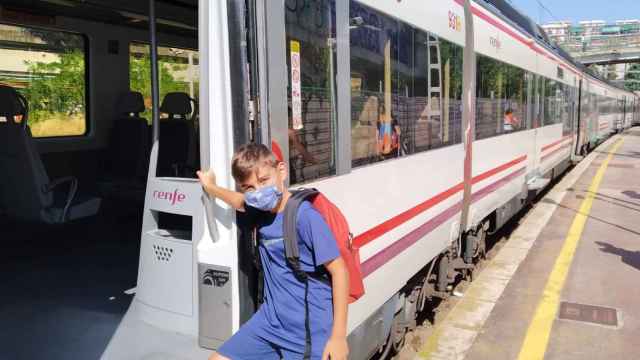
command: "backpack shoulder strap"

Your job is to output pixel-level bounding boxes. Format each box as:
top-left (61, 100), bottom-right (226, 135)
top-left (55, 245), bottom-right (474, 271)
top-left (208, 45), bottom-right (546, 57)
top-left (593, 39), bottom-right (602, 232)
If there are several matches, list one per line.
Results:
top-left (282, 189), bottom-right (319, 360)
top-left (282, 188), bottom-right (319, 276)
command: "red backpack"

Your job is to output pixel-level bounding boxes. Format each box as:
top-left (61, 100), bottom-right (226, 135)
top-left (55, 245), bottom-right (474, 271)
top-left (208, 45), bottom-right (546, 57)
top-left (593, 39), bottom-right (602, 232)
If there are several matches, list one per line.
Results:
top-left (282, 188), bottom-right (365, 359)
top-left (283, 188), bottom-right (365, 301)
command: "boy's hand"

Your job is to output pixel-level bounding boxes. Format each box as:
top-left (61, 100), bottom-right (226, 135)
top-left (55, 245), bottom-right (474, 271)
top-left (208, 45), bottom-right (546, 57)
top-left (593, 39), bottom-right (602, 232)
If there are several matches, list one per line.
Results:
top-left (197, 169), bottom-right (217, 196)
top-left (321, 335), bottom-right (348, 360)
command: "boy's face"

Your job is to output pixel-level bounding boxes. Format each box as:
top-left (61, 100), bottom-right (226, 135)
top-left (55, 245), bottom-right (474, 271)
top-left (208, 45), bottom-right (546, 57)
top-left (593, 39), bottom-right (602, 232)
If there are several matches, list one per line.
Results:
top-left (238, 161), bottom-right (288, 194)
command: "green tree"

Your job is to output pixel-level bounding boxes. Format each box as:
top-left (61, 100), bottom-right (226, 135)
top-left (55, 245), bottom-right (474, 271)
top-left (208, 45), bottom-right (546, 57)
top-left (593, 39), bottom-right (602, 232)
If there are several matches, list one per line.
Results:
top-left (129, 54), bottom-right (189, 121)
top-left (625, 63), bottom-right (640, 92)
top-left (606, 64), bottom-right (618, 80)
top-left (23, 50), bottom-right (85, 123)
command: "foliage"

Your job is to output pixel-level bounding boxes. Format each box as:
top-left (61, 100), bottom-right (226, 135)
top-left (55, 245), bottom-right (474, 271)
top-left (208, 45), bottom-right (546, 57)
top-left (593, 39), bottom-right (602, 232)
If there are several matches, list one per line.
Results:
top-left (625, 63), bottom-right (640, 92)
top-left (20, 48), bottom-right (189, 126)
top-left (23, 50), bottom-right (85, 123)
top-left (606, 64), bottom-right (618, 80)
top-left (129, 54), bottom-right (189, 120)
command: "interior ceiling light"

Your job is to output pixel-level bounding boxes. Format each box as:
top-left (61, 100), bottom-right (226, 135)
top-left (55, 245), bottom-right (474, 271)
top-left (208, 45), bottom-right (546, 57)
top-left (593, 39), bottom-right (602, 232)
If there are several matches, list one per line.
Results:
top-left (119, 10), bottom-right (196, 31)
top-left (40, 0), bottom-right (78, 7)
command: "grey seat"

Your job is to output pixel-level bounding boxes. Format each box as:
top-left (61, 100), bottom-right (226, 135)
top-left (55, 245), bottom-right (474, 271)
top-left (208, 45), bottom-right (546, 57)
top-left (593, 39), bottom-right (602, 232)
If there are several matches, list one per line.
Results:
top-left (106, 91), bottom-right (150, 180)
top-left (158, 92), bottom-right (198, 177)
top-left (100, 91), bottom-right (150, 201)
top-left (0, 85), bottom-right (101, 224)
top-left (99, 91), bottom-right (151, 202)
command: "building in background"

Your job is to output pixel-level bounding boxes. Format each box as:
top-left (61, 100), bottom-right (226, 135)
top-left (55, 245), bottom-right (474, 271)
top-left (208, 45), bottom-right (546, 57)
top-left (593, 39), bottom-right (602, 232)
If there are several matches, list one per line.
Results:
top-left (541, 19), bottom-right (640, 91)
top-left (541, 21), bottom-right (572, 42)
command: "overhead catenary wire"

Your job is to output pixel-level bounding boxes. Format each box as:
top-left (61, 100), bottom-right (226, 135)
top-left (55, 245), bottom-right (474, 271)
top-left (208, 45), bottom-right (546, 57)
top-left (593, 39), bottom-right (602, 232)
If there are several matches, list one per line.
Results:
top-left (507, 0), bottom-right (561, 24)
top-left (534, 0), bottom-right (561, 23)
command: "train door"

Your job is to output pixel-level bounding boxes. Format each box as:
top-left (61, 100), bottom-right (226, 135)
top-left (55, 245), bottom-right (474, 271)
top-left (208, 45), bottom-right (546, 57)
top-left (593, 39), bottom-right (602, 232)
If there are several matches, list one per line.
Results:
top-left (576, 79), bottom-right (586, 154)
top-left (525, 72), bottom-right (536, 175)
top-left (103, 1), bottom-right (252, 357)
top-left (204, 0), bottom-right (348, 348)
top-left (620, 97), bottom-right (626, 131)
top-left (569, 81), bottom-right (578, 156)
top-left (529, 74), bottom-right (543, 176)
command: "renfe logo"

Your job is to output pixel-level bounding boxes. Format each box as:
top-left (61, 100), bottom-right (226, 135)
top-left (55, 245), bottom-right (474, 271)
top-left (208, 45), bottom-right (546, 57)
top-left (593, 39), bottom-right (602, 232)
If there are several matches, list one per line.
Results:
top-left (490, 36), bottom-right (502, 51)
top-left (153, 189), bottom-right (186, 205)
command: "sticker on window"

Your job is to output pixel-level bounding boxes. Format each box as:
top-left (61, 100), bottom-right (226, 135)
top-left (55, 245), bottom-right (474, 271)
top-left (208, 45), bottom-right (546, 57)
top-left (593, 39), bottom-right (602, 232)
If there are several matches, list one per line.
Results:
top-left (290, 40), bottom-right (303, 130)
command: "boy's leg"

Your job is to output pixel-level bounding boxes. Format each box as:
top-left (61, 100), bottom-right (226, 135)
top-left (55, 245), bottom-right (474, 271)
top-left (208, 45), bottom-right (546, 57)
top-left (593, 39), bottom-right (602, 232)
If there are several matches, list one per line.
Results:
top-left (215, 314), bottom-right (281, 360)
top-left (208, 353), bottom-right (230, 360)
top-left (277, 335), bottom-right (331, 360)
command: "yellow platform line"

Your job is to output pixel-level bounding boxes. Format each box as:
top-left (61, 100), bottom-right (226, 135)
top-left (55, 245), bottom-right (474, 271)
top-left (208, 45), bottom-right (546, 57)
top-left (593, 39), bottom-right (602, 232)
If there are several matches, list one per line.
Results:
top-left (517, 138), bottom-right (625, 360)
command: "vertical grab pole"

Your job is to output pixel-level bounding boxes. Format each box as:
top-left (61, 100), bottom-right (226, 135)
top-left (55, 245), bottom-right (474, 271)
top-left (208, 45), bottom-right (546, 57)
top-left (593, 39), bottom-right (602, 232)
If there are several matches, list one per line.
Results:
top-left (149, 0), bottom-right (160, 143)
top-left (460, 0), bottom-right (476, 237)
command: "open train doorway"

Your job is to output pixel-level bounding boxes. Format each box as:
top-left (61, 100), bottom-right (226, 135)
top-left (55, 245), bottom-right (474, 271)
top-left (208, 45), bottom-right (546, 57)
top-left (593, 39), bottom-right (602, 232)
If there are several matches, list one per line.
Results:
top-left (0, 1), bottom-right (199, 359)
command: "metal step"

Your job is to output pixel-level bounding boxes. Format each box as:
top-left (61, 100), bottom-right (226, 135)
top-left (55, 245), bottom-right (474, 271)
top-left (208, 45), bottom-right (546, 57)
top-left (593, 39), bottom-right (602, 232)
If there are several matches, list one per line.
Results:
top-left (572, 155), bottom-right (585, 164)
top-left (527, 177), bottom-right (551, 191)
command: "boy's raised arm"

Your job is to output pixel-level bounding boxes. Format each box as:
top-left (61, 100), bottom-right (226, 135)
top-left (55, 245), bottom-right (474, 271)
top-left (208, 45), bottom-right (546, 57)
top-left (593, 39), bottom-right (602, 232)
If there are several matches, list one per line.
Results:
top-left (197, 169), bottom-right (245, 210)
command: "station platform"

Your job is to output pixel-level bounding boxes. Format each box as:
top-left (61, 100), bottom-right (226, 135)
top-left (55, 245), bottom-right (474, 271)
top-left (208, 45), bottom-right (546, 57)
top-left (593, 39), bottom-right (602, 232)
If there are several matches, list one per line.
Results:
top-left (417, 128), bottom-right (640, 360)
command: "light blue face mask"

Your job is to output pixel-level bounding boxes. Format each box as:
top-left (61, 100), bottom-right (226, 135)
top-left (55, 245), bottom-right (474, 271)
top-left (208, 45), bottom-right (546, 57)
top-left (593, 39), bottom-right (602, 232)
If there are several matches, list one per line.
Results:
top-left (244, 185), bottom-right (283, 211)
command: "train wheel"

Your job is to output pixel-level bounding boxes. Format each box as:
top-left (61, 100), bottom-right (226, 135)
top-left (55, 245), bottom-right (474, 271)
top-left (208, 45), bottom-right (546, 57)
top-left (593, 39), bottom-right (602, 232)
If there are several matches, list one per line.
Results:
top-left (379, 312), bottom-right (407, 359)
top-left (477, 226), bottom-right (487, 260)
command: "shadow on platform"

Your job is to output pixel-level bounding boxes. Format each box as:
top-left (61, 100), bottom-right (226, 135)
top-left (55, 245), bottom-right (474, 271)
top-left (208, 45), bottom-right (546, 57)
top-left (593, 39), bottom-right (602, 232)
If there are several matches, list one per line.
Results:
top-left (596, 241), bottom-right (640, 272)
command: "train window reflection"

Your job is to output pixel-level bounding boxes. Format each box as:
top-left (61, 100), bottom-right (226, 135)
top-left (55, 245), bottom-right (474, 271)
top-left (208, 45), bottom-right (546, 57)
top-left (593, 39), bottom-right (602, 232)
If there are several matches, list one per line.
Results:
top-left (349, 1), bottom-right (463, 167)
top-left (285, 0), bottom-right (337, 184)
top-left (476, 55), bottom-right (528, 139)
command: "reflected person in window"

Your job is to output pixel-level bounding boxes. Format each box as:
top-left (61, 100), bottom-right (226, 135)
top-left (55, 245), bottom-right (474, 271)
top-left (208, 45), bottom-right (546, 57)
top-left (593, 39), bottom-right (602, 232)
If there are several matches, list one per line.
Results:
top-left (503, 109), bottom-right (519, 132)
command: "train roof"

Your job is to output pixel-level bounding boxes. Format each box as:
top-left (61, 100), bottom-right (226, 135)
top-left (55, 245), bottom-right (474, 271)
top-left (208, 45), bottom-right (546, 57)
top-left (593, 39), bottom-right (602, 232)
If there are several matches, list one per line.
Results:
top-left (477, 0), bottom-right (632, 94)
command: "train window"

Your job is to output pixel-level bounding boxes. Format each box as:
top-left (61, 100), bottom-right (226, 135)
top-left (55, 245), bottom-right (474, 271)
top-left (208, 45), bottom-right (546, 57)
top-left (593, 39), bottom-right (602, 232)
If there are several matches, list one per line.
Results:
top-left (0, 24), bottom-right (87, 137)
top-left (562, 85), bottom-right (574, 135)
top-left (349, 1), bottom-right (463, 167)
top-left (284, 0), bottom-right (337, 184)
top-left (129, 43), bottom-right (199, 123)
top-left (476, 55), bottom-right (528, 140)
top-left (543, 79), bottom-right (558, 126)
top-left (349, 1), bottom-right (396, 167)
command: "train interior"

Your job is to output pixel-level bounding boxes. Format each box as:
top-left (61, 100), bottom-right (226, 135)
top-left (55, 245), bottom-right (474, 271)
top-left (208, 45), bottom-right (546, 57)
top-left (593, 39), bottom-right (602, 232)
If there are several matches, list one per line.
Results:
top-left (0, 1), bottom-right (200, 358)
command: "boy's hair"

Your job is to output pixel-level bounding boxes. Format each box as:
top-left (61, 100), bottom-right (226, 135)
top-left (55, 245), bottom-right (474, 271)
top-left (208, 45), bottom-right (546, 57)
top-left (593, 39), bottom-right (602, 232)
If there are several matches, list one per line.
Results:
top-left (232, 143), bottom-right (279, 182)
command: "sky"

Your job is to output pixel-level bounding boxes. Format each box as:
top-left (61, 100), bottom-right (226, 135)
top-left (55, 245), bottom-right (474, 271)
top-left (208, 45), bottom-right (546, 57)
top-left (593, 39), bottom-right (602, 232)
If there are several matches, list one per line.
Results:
top-left (508, 0), bottom-right (640, 25)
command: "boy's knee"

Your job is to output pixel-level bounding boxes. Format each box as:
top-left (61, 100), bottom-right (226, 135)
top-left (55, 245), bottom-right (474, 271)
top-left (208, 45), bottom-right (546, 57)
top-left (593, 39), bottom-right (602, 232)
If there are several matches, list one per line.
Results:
top-left (208, 352), bottom-right (230, 360)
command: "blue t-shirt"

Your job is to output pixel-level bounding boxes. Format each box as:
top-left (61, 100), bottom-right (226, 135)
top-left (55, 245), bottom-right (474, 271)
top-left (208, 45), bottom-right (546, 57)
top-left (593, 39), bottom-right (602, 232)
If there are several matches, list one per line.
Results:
top-left (247, 201), bottom-right (340, 349)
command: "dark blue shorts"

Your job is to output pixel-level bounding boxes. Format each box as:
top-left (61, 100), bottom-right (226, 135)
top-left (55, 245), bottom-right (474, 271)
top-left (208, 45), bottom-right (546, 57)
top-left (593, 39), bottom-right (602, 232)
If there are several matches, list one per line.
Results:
top-left (217, 312), bottom-right (328, 360)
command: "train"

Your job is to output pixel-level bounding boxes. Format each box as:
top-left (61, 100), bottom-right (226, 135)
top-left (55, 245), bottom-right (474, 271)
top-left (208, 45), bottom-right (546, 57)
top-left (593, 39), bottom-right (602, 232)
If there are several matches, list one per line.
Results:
top-left (104, 1), bottom-right (637, 359)
top-left (0, 0), bottom-right (636, 359)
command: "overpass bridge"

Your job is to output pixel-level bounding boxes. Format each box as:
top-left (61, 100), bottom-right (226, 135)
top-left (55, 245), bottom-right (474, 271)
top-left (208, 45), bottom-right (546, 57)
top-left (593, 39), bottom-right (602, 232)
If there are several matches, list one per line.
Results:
top-left (559, 33), bottom-right (640, 65)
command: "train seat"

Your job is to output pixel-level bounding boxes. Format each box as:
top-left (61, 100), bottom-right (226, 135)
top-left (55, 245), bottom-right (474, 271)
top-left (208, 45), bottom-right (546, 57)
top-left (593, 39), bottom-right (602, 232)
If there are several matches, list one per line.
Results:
top-left (0, 85), bottom-right (101, 224)
top-left (158, 92), bottom-right (198, 177)
top-left (99, 91), bottom-right (150, 201)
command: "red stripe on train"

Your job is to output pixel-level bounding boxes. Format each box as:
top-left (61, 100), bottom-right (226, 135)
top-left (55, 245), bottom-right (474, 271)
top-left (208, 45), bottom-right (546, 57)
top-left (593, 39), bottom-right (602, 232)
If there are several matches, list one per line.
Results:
top-left (541, 143), bottom-right (572, 163)
top-left (361, 166), bottom-right (527, 277)
top-left (352, 155), bottom-right (527, 248)
top-left (541, 135), bottom-right (573, 153)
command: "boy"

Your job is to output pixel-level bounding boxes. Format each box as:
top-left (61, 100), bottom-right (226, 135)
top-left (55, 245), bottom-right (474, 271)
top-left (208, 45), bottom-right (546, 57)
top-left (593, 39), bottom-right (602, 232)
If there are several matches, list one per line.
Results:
top-left (197, 143), bottom-right (349, 360)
